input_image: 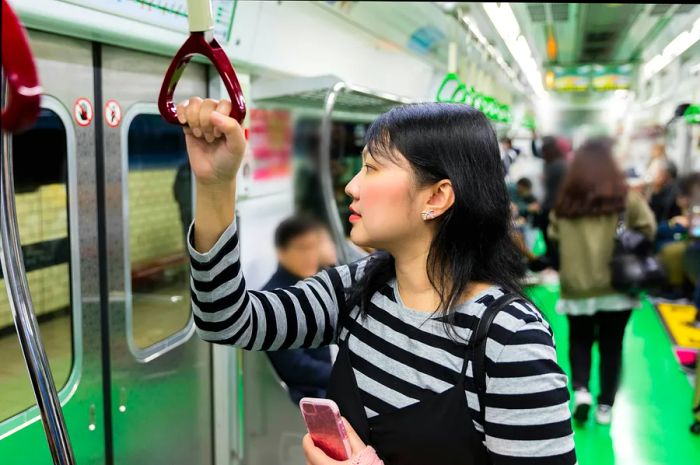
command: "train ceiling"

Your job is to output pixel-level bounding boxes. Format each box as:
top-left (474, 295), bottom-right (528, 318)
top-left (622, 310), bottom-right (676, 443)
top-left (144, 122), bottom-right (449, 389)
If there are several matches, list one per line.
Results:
top-left (318, 2), bottom-right (700, 101)
top-left (513, 3), bottom-right (698, 66)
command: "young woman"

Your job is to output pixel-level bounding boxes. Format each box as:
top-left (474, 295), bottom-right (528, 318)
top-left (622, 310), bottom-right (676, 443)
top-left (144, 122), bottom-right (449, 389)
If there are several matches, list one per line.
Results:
top-left (180, 98), bottom-right (576, 465)
top-left (548, 138), bottom-right (656, 426)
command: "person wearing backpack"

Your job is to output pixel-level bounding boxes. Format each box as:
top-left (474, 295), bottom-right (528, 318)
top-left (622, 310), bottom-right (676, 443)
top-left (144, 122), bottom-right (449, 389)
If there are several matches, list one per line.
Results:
top-left (180, 98), bottom-right (576, 464)
top-left (548, 137), bottom-right (656, 425)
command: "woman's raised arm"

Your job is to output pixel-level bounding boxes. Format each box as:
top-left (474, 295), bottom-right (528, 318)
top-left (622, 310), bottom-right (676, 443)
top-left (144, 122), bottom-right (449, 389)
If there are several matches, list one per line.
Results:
top-left (179, 98), bottom-right (365, 350)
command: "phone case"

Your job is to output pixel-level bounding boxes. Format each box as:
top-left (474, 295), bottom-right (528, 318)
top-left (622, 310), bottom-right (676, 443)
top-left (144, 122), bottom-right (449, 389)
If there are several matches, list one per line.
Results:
top-left (299, 397), bottom-right (352, 461)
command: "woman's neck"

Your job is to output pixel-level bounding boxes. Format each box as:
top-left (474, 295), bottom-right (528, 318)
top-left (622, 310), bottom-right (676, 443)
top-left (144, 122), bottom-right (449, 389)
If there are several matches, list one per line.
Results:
top-left (394, 247), bottom-right (439, 312)
top-left (391, 241), bottom-right (493, 312)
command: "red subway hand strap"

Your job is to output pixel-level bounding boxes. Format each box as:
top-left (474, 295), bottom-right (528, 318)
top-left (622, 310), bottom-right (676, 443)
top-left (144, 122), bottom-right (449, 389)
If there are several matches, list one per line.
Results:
top-left (158, 32), bottom-right (246, 125)
top-left (1, 0), bottom-right (42, 133)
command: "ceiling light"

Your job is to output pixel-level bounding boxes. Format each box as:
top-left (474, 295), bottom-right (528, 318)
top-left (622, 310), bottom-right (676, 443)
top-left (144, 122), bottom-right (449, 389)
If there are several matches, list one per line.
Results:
top-left (483, 3), bottom-right (547, 99)
top-left (482, 3), bottom-right (520, 41)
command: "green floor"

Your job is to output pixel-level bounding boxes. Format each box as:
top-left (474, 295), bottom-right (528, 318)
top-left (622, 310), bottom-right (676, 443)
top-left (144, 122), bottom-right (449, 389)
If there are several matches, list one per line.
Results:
top-left (527, 284), bottom-right (700, 465)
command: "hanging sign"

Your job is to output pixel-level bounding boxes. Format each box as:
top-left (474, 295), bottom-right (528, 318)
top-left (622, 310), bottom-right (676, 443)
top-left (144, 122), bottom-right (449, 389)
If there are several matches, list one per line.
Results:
top-left (435, 73), bottom-right (511, 123)
top-left (104, 99), bottom-right (122, 128)
top-left (591, 64), bottom-right (633, 91)
top-left (551, 65), bottom-right (590, 92)
top-left (73, 98), bottom-right (93, 127)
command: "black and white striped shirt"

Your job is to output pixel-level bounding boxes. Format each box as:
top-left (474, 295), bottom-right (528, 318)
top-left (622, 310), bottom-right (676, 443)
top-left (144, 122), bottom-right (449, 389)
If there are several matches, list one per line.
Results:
top-left (189, 220), bottom-right (577, 464)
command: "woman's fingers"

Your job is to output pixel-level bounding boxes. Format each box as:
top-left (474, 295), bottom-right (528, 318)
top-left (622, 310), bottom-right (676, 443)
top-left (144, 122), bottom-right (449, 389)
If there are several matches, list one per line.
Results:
top-left (342, 417), bottom-right (366, 455)
top-left (185, 97), bottom-right (203, 137)
top-left (176, 99), bottom-right (189, 125)
top-left (213, 99), bottom-right (232, 139)
top-left (199, 98), bottom-right (219, 143)
top-left (302, 434), bottom-right (345, 465)
top-left (210, 111), bottom-right (246, 158)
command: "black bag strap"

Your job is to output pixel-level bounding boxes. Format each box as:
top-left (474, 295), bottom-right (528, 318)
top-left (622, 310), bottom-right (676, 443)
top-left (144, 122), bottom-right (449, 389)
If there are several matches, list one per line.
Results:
top-left (470, 293), bottom-right (521, 417)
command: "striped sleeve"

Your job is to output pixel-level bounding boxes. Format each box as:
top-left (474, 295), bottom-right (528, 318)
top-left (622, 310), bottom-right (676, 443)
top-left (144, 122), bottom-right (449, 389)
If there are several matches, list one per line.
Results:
top-left (187, 219), bottom-right (367, 350)
top-left (482, 304), bottom-right (577, 465)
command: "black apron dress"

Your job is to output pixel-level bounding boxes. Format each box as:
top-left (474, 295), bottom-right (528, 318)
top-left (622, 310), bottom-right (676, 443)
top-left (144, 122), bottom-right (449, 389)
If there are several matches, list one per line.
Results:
top-left (327, 293), bottom-right (519, 465)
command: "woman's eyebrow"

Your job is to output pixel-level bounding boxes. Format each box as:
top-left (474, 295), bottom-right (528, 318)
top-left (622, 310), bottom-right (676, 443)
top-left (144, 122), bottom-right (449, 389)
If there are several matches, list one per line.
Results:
top-left (364, 148), bottom-right (384, 165)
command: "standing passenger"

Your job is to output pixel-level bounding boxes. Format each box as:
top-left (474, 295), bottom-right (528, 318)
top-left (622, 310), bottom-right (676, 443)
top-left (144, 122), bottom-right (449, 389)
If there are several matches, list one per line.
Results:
top-left (549, 138), bottom-right (657, 425)
top-left (180, 98), bottom-right (576, 465)
top-left (533, 135), bottom-right (568, 264)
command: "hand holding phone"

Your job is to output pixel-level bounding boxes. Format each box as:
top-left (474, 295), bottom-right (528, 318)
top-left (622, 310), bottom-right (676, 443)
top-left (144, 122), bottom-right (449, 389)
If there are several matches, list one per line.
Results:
top-left (300, 398), bottom-right (352, 461)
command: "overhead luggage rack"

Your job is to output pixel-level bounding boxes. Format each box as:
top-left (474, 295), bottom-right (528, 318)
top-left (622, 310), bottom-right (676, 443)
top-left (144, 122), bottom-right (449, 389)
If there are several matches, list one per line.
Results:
top-left (252, 75), bottom-right (419, 264)
top-left (252, 74), bottom-right (417, 114)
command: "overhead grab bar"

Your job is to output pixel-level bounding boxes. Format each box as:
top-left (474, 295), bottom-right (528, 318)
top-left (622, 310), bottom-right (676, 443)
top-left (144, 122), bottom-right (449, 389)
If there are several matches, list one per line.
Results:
top-left (0, 1), bottom-right (75, 463)
top-left (158, 0), bottom-right (246, 125)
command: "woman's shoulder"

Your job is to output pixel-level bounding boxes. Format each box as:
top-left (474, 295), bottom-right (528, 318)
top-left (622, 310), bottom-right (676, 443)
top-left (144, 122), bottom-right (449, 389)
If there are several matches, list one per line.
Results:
top-left (488, 295), bottom-right (555, 348)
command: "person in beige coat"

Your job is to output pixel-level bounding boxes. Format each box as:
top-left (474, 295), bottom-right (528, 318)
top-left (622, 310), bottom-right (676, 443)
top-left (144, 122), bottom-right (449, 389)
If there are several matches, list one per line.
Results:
top-left (549, 137), bottom-right (657, 425)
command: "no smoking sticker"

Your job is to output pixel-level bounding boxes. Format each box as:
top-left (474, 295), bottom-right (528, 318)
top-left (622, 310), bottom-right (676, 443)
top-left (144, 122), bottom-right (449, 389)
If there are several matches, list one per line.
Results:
top-left (73, 98), bottom-right (93, 127)
top-left (104, 99), bottom-right (122, 128)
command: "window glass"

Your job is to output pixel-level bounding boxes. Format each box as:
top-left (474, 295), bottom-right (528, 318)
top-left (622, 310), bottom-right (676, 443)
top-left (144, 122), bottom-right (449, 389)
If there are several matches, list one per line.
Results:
top-left (0, 109), bottom-right (73, 421)
top-left (127, 114), bottom-right (192, 349)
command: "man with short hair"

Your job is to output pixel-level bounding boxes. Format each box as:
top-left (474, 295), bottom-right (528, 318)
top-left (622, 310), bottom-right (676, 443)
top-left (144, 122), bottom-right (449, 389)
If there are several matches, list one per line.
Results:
top-left (264, 216), bottom-right (334, 404)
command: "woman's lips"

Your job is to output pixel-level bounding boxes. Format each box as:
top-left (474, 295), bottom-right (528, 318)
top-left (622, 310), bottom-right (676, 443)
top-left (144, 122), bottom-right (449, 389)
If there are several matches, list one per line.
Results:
top-left (349, 206), bottom-right (361, 222)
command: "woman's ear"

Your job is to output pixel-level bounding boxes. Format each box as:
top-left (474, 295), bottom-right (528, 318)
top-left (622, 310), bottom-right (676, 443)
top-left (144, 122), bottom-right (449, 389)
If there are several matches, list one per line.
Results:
top-left (423, 179), bottom-right (455, 220)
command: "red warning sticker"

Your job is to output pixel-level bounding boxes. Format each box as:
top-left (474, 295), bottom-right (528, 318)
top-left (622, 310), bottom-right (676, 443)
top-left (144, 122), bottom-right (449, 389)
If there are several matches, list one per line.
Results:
top-left (104, 99), bottom-right (122, 128)
top-left (73, 98), bottom-right (93, 127)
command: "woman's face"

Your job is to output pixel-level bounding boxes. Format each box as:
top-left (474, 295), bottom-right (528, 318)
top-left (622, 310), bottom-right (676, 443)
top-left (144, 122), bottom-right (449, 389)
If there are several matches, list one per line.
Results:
top-left (344, 148), bottom-right (426, 249)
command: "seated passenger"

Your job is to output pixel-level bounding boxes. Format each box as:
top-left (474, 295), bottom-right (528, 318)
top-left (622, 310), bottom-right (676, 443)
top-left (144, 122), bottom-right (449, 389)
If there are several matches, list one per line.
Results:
top-left (549, 137), bottom-right (656, 425)
top-left (510, 177), bottom-right (540, 221)
top-left (657, 172), bottom-right (700, 300)
top-left (263, 216), bottom-right (333, 405)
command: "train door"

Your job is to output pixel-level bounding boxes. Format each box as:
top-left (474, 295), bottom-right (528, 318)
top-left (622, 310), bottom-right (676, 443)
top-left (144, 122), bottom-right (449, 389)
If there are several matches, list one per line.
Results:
top-left (99, 45), bottom-right (213, 465)
top-left (0, 31), bottom-right (106, 464)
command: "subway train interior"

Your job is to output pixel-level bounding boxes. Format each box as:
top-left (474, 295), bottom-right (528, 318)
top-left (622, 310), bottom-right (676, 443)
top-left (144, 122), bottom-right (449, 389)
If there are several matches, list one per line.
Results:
top-left (1, 1), bottom-right (700, 464)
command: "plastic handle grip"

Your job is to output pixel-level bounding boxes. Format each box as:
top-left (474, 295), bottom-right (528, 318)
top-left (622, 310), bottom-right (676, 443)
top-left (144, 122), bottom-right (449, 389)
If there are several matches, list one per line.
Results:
top-left (187, 0), bottom-right (214, 32)
top-left (1, 0), bottom-right (42, 133)
top-left (158, 32), bottom-right (246, 125)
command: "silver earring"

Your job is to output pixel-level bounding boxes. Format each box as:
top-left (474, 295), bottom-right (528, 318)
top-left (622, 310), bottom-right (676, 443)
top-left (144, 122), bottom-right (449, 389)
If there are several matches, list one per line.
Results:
top-left (421, 210), bottom-right (435, 220)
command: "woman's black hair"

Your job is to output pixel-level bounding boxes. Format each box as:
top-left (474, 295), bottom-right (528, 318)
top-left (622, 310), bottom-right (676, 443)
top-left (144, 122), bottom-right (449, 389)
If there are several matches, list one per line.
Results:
top-left (347, 103), bottom-right (527, 339)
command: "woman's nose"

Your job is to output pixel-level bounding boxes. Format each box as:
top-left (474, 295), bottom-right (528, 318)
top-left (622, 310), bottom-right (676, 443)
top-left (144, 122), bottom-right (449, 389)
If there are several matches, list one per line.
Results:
top-left (345, 171), bottom-right (361, 199)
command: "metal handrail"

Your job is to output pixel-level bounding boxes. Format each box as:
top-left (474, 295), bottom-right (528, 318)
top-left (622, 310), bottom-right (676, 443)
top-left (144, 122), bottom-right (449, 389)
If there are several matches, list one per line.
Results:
top-left (1, 81), bottom-right (75, 464)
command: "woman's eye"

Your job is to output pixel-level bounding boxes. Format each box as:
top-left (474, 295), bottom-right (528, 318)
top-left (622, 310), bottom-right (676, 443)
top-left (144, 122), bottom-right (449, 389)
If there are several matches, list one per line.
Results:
top-left (364, 164), bottom-right (375, 172)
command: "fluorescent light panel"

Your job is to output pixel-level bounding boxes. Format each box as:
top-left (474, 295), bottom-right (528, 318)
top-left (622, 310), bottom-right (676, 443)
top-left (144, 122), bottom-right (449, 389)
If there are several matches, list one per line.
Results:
top-left (482, 3), bottom-right (546, 98)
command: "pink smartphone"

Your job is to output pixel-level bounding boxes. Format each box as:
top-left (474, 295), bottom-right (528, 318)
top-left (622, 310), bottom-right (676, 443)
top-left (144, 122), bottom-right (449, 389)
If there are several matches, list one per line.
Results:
top-left (299, 397), bottom-right (351, 460)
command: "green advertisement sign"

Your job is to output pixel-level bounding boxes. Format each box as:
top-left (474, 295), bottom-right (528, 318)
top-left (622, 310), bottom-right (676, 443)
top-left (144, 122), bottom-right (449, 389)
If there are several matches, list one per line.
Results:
top-left (548, 64), bottom-right (633, 92)
top-left (551, 65), bottom-right (591, 92)
top-left (435, 73), bottom-right (511, 123)
top-left (591, 64), bottom-right (633, 91)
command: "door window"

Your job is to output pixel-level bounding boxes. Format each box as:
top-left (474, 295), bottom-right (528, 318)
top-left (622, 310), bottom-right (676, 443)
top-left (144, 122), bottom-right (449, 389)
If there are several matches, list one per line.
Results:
top-left (0, 108), bottom-right (73, 421)
top-left (126, 114), bottom-right (192, 351)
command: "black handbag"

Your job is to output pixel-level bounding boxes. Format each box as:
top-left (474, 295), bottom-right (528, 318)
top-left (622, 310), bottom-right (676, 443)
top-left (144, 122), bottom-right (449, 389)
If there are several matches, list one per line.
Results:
top-left (610, 212), bottom-right (666, 295)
